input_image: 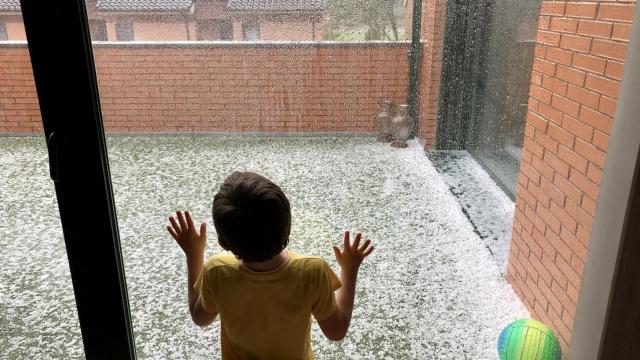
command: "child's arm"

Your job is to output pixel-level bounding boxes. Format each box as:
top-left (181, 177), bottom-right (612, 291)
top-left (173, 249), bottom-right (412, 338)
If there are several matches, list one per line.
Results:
top-left (318, 231), bottom-right (374, 341)
top-left (167, 210), bottom-right (218, 327)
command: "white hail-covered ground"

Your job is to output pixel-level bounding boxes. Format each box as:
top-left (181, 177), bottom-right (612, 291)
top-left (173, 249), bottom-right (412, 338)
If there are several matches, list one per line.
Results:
top-left (0, 136), bottom-right (528, 359)
top-left (426, 151), bottom-right (517, 274)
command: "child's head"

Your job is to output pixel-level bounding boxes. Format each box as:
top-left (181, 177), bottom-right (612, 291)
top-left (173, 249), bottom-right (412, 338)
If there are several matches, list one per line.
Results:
top-left (212, 171), bottom-right (291, 262)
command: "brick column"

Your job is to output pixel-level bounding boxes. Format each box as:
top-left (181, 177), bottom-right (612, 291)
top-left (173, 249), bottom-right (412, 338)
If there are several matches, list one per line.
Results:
top-left (6, 22), bottom-right (27, 41)
top-left (417, 0), bottom-right (446, 148)
top-left (507, 0), bottom-right (636, 354)
top-left (106, 22), bottom-right (117, 41)
top-left (233, 20), bottom-right (243, 41)
top-left (187, 21), bottom-right (197, 41)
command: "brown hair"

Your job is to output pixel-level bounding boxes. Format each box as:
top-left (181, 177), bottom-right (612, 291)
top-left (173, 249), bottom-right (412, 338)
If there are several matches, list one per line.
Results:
top-left (212, 171), bottom-right (291, 262)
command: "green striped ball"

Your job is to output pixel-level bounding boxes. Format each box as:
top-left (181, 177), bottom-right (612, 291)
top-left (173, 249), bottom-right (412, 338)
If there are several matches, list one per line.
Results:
top-left (497, 319), bottom-right (561, 360)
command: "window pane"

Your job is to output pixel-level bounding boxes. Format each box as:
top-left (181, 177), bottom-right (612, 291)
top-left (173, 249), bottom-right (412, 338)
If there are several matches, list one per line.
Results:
top-left (90, 19), bottom-right (108, 41)
top-left (0, 8), bottom-right (85, 356)
top-left (324, 0), bottom-right (410, 41)
top-left (46, 0), bottom-right (408, 43)
top-left (4, 1), bottom-right (580, 359)
top-left (436, 0), bottom-right (541, 197)
top-left (85, 0), bottom-right (531, 357)
top-left (7, 0), bottom-right (627, 356)
top-left (0, 23), bottom-right (7, 41)
top-left (0, 136), bottom-right (84, 358)
top-left (0, 44), bottom-right (84, 359)
top-left (242, 21), bottom-right (260, 40)
top-left (116, 23), bottom-right (134, 41)
top-left (220, 20), bottom-right (233, 40)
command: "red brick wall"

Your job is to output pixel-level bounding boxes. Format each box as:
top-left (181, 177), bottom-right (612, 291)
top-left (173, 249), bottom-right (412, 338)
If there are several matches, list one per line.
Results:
top-left (417, 0), bottom-right (446, 148)
top-left (507, 0), bottom-right (636, 353)
top-left (0, 43), bottom-right (409, 133)
top-left (0, 48), bottom-right (41, 133)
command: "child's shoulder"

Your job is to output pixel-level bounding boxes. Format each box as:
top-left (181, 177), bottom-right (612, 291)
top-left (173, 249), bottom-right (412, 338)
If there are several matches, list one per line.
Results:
top-left (288, 251), bottom-right (322, 262)
top-left (287, 251), bottom-right (332, 271)
top-left (288, 251), bottom-right (341, 289)
top-left (203, 252), bottom-right (240, 271)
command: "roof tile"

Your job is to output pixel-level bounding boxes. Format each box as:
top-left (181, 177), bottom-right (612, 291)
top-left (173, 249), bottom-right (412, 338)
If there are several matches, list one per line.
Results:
top-left (0, 0), bottom-right (20, 11)
top-left (227, 0), bottom-right (327, 11)
top-left (97, 0), bottom-right (193, 12)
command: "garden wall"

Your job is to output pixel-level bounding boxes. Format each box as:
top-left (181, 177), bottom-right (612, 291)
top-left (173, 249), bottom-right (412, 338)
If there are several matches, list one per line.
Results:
top-left (0, 42), bottom-right (409, 133)
top-left (507, 0), bottom-right (636, 353)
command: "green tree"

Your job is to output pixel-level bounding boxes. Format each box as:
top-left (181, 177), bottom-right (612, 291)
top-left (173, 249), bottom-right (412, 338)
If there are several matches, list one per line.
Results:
top-left (324, 0), bottom-right (406, 41)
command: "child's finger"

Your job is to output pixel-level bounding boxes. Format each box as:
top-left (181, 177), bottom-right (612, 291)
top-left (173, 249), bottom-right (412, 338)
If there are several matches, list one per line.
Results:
top-left (200, 223), bottom-right (207, 239)
top-left (343, 231), bottom-right (350, 249)
top-left (185, 210), bottom-right (196, 232)
top-left (358, 239), bottom-right (371, 253)
top-left (177, 211), bottom-right (188, 231)
top-left (363, 246), bottom-right (374, 257)
top-left (167, 226), bottom-right (179, 241)
top-left (332, 245), bottom-right (342, 260)
top-left (352, 233), bottom-right (362, 250)
top-left (169, 216), bottom-right (181, 233)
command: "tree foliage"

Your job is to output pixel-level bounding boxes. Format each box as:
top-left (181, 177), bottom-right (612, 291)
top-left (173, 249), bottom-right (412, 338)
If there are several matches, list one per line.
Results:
top-left (324, 0), bottom-right (407, 41)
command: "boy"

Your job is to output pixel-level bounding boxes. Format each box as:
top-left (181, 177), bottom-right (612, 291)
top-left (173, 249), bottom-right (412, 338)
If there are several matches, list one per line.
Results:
top-left (167, 171), bottom-right (374, 359)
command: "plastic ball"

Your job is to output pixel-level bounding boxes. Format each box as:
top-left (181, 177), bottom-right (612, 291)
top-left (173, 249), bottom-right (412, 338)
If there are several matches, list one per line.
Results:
top-left (497, 319), bottom-right (561, 360)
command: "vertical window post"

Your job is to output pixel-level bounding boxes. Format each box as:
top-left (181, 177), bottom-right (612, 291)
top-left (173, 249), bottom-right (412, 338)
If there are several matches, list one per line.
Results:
top-left (19, 0), bottom-right (137, 358)
top-left (407, 0), bottom-right (423, 136)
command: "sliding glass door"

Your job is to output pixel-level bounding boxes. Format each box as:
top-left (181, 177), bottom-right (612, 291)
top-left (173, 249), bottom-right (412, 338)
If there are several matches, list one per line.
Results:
top-left (437, 0), bottom-right (541, 197)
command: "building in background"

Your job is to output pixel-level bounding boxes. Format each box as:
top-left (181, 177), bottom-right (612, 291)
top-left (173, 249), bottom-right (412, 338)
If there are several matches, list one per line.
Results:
top-left (0, 0), bottom-right (23, 40)
top-left (0, 0), bottom-right (326, 41)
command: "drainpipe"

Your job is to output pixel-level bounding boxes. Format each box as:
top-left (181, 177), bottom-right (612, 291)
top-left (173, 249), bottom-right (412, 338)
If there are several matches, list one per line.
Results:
top-left (407, 0), bottom-right (423, 137)
top-left (184, 4), bottom-right (194, 40)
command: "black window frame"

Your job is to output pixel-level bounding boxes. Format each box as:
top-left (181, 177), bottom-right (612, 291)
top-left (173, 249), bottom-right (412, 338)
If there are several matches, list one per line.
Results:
top-left (19, 0), bottom-right (136, 358)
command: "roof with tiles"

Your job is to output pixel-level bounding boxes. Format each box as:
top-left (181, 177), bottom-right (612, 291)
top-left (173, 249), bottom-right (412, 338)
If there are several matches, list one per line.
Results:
top-left (0, 0), bottom-right (20, 11)
top-left (0, 0), bottom-right (194, 12)
top-left (96, 0), bottom-right (193, 12)
top-left (227, 0), bottom-right (326, 11)
top-left (0, 0), bottom-right (326, 12)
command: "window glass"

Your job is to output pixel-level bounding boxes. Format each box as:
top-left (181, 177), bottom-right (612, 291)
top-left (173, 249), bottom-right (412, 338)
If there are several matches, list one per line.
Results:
top-left (3, 0), bottom-right (611, 357)
top-left (116, 23), bottom-right (134, 41)
top-left (0, 138), bottom-right (84, 358)
top-left (90, 19), bottom-right (107, 41)
top-left (197, 19), bottom-right (220, 40)
top-left (242, 21), bottom-right (260, 40)
top-left (0, 6), bottom-right (86, 356)
top-left (220, 20), bottom-right (233, 40)
top-left (83, 0), bottom-right (533, 357)
top-left (0, 23), bottom-right (7, 41)
top-left (436, 0), bottom-right (541, 197)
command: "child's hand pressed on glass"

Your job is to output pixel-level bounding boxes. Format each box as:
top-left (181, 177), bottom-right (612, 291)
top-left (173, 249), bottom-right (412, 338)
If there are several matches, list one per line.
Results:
top-left (332, 231), bottom-right (374, 272)
top-left (167, 210), bottom-right (217, 326)
top-left (167, 210), bottom-right (207, 258)
top-left (317, 231), bottom-right (374, 341)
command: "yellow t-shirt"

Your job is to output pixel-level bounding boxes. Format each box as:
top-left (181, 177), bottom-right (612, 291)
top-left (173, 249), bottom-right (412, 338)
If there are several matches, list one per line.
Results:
top-left (194, 251), bottom-right (342, 360)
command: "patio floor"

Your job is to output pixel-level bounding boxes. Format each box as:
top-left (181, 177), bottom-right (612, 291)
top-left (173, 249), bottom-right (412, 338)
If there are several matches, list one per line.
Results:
top-left (0, 135), bottom-right (527, 359)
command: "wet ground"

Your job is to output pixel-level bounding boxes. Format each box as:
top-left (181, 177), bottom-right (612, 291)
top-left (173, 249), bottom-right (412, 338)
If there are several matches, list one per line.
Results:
top-left (0, 135), bottom-right (527, 359)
